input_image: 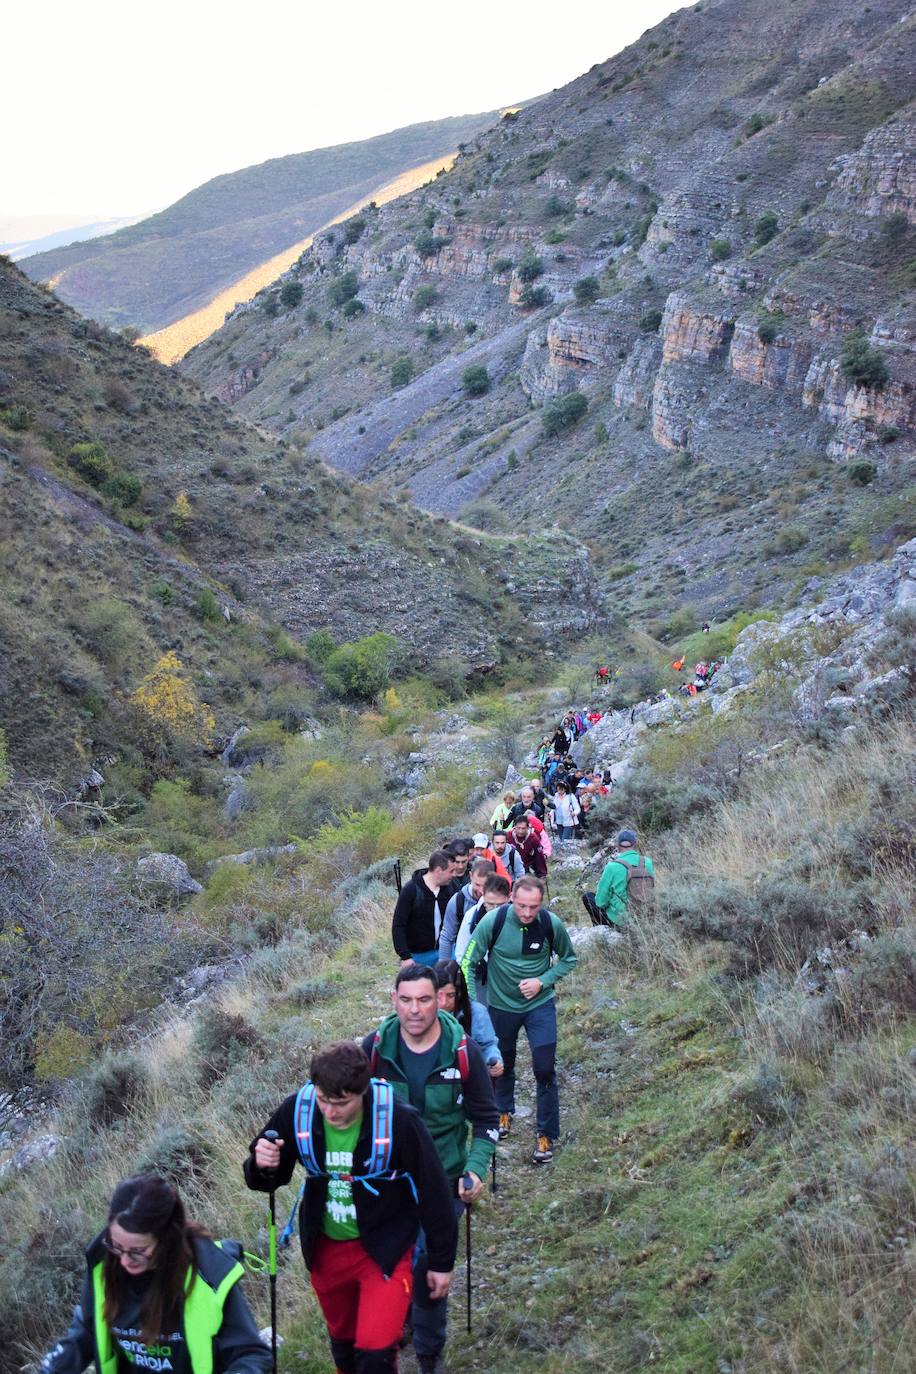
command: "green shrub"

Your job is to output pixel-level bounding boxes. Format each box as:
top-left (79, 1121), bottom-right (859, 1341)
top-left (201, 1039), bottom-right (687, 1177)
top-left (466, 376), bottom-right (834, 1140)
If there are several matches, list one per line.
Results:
top-left (415, 230), bottom-right (449, 257)
top-left (327, 270), bottom-right (360, 307)
top-left (280, 280), bottom-right (303, 309)
top-left (192, 1006), bottom-right (264, 1081)
top-left (195, 587), bottom-right (222, 622)
top-left (68, 441), bottom-right (113, 487)
top-left (343, 217), bottom-right (366, 244)
top-left (542, 391), bottom-right (588, 437)
top-left (81, 597), bottom-right (145, 665)
top-left (743, 112), bottom-right (774, 137)
top-left (753, 210), bottom-right (779, 246)
top-left (413, 285), bottom-right (438, 312)
top-left (151, 579), bottom-right (175, 605)
top-left (543, 195), bottom-right (574, 219)
top-left (517, 253), bottom-right (544, 283)
top-left (102, 470), bottom-right (142, 507)
top-left (0, 403), bottom-right (31, 430)
top-left (639, 309), bottom-right (663, 333)
top-left (840, 330), bottom-right (889, 389)
top-left (306, 629), bottom-right (336, 662)
top-left (462, 364), bottom-right (490, 397)
top-left (757, 312), bottom-right (782, 343)
top-left (519, 284), bottom-right (550, 309)
top-left (880, 210), bottom-right (909, 245)
top-left (390, 357), bottom-right (414, 388)
top-left (323, 632), bottom-right (398, 700)
top-left (341, 297), bottom-right (365, 318)
top-left (709, 238), bottom-right (732, 262)
top-left (573, 276), bottom-right (601, 305)
top-left (136, 1125), bottom-right (213, 1186)
top-left (848, 459), bottom-right (877, 486)
top-left (80, 1054), bottom-right (149, 1126)
top-left (492, 257), bottom-right (513, 274)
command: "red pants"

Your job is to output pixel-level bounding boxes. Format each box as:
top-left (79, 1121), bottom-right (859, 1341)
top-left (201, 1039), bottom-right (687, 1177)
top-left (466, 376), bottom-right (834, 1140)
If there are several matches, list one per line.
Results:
top-left (310, 1234), bottom-right (413, 1358)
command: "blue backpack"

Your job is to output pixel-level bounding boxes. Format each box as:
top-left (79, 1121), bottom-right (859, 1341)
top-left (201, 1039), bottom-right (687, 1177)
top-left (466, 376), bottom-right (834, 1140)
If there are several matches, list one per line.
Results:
top-left (278, 1078), bottom-right (415, 1248)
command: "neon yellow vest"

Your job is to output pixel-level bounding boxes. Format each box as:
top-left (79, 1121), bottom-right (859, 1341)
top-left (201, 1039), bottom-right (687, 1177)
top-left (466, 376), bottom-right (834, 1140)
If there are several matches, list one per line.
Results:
top-left (91, 1249), bottom-right (244, 1374)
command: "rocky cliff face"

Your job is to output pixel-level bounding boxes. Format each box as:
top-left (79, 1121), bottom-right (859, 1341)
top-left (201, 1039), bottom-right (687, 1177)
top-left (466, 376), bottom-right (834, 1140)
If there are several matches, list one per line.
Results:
top-left (182, 0), bottom-right (916, 624)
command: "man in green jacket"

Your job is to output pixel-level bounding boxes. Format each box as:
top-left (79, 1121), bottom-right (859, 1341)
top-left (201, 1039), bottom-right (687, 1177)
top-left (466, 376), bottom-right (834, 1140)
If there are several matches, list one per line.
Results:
top-left (361, 963), bottom-right (499, 1374)
top-left (460, 875), bottom-right (577, 1165)
top-left (594, 828), bottom-right (655, 925)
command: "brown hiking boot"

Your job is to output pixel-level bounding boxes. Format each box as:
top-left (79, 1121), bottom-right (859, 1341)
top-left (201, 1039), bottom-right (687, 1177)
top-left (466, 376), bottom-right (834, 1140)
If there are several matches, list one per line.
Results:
top-left (498, 1112), bottom-right (512, 1139)
top-left (532, 1135), bottom-right (554, 1164)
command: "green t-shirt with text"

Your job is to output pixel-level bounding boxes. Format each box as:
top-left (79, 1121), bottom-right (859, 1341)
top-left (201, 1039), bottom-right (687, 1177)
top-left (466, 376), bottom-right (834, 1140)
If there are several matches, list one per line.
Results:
top-left (321, 1115), bottom-right (362, 1240)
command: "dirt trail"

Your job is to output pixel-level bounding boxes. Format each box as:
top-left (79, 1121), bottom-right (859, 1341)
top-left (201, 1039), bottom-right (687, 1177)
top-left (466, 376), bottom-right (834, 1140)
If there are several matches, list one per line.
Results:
top-left (139, 155), bottom-right (457, 365)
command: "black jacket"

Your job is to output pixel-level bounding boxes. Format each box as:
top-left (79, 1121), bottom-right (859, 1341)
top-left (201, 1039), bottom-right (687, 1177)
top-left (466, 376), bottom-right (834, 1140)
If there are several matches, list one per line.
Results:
top-left (244, 1088), bottom-right (458, 1276)
top-left (41, 1235), bottom-right (270, 1374)
top-left (507, 798), bottom-right (545, 823)
top-left (391, 867), bottom-right (441, 958)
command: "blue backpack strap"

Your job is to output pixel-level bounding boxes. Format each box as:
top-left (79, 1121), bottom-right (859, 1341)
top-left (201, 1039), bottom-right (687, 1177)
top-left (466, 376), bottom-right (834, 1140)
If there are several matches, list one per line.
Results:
top-left (367, 1078), bottom-right (394, 1174)
top-left (292, 1081), bottom-right (321, 1174)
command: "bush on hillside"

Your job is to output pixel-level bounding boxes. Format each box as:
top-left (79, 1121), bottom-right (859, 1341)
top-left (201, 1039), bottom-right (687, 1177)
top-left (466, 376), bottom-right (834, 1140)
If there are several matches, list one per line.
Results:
top-left (323, 632), bottom-right (398, 701)
top-left (413, 285), bottom-right (438, 312)
top-left (80, 1054), bottom-right (150, 1127)
top-left (415, 230), bottom-right (449, 258)
top-left (280, 280), bottom-right (304, 309)
top-left (753, 210), bottom-right (779, 246)
top-left (391, 357), bottom-right (414, 388)
top-left (0, 402), bottom-right (31, 431)
top-left (848, 459), bottom-right (877, 486)
top-left (327, 270), bottom-right (360, 307)
top-left (519, 284), bottom-right (550, 309)
top-left (68, 441), bottom-right (113, 487)
top-left (542, 391), bottom-right (588, 436)
top-left (306, 629), bottom-right (336, 663)
top-left (709, 238), bottom-right (732, 262)
top-left (102, 470), bottom-right (142, 506)
top-left (462, 364), bottom-right (490, 396)
top-left (343, 217), bottom-right (366, 244)
top-left (573, 275), bottom-right (601, 305)
top-left (840, 330), bottom-right (889, 390)
top-left (639, 308), bottom-right (663, 333)
top-left (192, 1006), bottom-right (264, 1081)
top-left (517, 253), bottom-right (544, 283)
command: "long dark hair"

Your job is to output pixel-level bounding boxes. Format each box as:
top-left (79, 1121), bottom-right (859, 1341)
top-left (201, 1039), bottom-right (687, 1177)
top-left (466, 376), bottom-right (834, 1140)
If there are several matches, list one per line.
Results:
top-left (434, 959), bottom-right (472, 1033)
top-left (102, 1175), bottom-right (208, 1345)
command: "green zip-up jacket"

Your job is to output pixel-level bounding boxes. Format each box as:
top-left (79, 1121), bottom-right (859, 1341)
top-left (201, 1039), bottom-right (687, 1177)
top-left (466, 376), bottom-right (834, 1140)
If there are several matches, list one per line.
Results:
top-left (460, 906), bottom-right (577, 1013)
top-left (594, 848), bottom-right (654, 924)
top-left (361, 1010), bottom-right (498, 1183)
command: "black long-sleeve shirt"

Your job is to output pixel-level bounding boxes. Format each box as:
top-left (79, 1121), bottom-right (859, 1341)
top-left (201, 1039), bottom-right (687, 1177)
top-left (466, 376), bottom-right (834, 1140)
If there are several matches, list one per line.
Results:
top-left (244, 1087), bottom-right (457, 1276)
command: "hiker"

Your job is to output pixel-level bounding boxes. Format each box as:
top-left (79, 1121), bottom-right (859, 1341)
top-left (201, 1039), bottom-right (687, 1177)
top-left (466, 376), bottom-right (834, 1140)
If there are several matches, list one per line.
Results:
top-left (491, 829), bottom-right (525, 882)
top-left (467, 832), bottom-right (510, 883)
top-left (593, 828), bottom-right (655, 926)
top-left (437, 839), bottom-right (473, 910)
top-left (435, 959), bottom-right (503, 1077)
top-left (551, 724), bottom-right (569, 756)
top-left (41, 1173), bottom-right (270, 1374)
top-left (360, 965), bottom-right (498, 1374)
top-left (488, 792), bottom-right (516, 830)
top-left (671, 655), bottom-right (685, 673)
top-left (391, 849), bottom-right (454, 967)
top-left (461, 875), bottom-right (577, 1164)
top-left (507, 785), bottom-right (544, 824)
top-left (437, 858), bottom-right (494, 961)
top-left (551, 781), bottom-right (581, 840)
top-left (455, 871), bottom-right (512, 970)
top-left (702, 621), bottom-right (710, 634)
top-left (246, 1041), bottom-right (456, 1374)
top-left (596, 665), bottom-right (610, 686)
top-left (510, 816), bottom-right (548, 879)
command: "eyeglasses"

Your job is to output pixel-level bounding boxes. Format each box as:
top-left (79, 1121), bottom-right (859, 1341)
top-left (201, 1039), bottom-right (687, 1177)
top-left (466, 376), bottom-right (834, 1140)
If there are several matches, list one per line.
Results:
top-left (103, 1235), bottom-right (157, 1262)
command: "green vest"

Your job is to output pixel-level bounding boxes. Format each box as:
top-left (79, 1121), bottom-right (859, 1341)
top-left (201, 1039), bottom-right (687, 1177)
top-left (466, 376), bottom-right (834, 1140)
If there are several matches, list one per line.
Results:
top-left (91, 1249), bottom-right (244, 1374)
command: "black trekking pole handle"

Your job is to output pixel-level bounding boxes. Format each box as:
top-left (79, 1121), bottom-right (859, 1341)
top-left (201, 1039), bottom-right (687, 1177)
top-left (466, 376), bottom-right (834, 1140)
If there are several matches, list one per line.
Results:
top-left (463, 1173), bottom-right (473, 1335)
top-left (263, 1131), bottom-right (280, 1374)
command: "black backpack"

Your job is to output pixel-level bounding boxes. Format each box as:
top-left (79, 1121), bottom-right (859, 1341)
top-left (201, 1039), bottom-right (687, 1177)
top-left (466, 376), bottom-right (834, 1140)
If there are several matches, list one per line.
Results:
top-left (468, 902), bottom-right (556, 983)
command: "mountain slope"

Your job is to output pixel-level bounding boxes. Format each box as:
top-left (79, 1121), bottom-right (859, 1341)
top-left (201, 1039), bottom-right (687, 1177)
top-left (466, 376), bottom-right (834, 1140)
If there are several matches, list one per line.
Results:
top-left (0, 257), bottom-right (601, 782)
top-left (182, 0), bottom-right (916, 631)
top-left (19, 114), bottom-right (501, 334)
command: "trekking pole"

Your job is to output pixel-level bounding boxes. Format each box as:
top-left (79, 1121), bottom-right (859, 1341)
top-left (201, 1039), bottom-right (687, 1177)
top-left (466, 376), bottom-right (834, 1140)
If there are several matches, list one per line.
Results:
top-left (263, 1130), bottom-right (280, 1374)
top-left (393, 859), bottom-right (402, 894)
top-left (491, 1150), bottom-right (497, 1194)
top-left (463, 1173), bottom-right (473, 1335)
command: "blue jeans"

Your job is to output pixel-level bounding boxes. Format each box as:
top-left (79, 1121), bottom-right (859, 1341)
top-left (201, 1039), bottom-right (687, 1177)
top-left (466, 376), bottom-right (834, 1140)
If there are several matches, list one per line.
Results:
top-left (488, 999), bottom-right (560, 1140)
top-left (412, 1196), bottom-right (466, 1358)
top-left (408, 949), bottom-right (439, 967)
top-left (559, 824), bottom-right (576, 840)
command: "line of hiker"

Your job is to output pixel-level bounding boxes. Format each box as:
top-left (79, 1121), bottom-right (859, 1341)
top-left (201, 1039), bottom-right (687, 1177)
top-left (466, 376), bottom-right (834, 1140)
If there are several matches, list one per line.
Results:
top-left (43, 698), bottom-right (658, 1374)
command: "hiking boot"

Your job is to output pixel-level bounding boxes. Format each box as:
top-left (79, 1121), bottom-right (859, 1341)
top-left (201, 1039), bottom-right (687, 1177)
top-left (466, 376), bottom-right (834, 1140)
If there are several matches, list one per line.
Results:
top-left (498, 1112), bottom-right (512, 1139)
top-left (417, 1356), bottom-right (448, 1374)
top-left (532, 1135), bottom-right (554, 1164)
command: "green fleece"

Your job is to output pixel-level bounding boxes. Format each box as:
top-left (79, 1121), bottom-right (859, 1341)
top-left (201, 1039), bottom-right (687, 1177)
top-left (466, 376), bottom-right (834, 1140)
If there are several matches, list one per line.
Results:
top-left (363, 1010), bottom-right (496, 1182)
top-left (594, 848), bottom-right (655, 924)
top-left (460, 906), bottom-right (577, 1014)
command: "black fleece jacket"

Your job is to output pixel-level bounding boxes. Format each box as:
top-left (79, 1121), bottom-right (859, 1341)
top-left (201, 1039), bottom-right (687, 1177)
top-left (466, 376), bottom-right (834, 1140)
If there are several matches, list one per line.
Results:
top-left (391, 867), bottom-right (441, 957)
top-left (244, 1088), bottom-right (457, 1276)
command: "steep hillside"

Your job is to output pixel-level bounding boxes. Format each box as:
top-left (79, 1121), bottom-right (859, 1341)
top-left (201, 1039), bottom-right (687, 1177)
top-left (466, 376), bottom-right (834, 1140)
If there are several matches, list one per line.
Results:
top-left (20, 114), bottom-right (500, 334)
top-left (182, 0), bottom-right (916, 629)
top-left (0, 256), bottom-right (601, 782)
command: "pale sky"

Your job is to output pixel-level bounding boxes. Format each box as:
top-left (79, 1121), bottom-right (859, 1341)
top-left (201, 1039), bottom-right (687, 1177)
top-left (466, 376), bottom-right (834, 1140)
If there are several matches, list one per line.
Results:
top-left (4, 0), bottom-right (684, 220)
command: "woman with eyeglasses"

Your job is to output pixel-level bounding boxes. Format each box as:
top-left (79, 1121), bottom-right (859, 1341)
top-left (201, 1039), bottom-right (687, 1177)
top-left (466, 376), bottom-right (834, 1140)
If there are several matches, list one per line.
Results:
top-left (41, 1173), bottom-right (270, 1374)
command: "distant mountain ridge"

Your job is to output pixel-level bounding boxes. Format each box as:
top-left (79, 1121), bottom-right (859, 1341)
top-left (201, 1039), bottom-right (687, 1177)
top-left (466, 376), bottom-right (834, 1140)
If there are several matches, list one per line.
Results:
top-left (19, 113), bottom-right (503, 334)
top-left (1, 213), bottom-right (149, 261)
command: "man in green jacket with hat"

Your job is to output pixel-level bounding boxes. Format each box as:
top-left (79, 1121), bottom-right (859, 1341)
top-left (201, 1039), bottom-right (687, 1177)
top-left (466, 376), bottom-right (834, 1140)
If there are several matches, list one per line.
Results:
top-left (361, 963), bottom-right (498, 1374)
top-left (594, 828), bottom-right (655, 925)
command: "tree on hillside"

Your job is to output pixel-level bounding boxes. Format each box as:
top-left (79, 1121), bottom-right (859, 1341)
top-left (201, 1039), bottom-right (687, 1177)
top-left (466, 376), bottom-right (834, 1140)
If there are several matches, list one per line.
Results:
top-left (130, 651), bottom-right (215, 756)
